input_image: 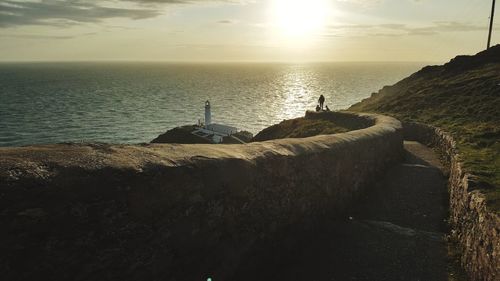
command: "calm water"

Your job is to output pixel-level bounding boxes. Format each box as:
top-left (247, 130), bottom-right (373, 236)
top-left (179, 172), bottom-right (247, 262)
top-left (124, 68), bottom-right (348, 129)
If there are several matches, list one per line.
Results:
top-left (0, 62), bottom-right (424, 146)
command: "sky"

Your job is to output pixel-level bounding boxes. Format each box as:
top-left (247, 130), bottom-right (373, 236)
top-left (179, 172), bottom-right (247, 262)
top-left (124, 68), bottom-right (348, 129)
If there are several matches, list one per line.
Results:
top-left (0, 0), bottom-right (498, 62)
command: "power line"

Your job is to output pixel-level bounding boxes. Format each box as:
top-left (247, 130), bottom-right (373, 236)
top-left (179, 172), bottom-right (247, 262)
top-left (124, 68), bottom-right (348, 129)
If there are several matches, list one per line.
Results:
top-left (487, 0), bottom-right (496, 49)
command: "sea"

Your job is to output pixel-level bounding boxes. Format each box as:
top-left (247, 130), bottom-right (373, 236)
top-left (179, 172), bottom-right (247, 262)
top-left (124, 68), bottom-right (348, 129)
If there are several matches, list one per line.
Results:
top-left (0, 62), bottom-right (425, 147)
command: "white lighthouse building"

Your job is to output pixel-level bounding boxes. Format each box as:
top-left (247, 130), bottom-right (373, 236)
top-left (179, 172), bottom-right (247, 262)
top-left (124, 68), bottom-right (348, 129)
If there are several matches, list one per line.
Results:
top-left (192, 100), bottom-right (238, 143)
top-left (205, 100), bottom-right (212, 126)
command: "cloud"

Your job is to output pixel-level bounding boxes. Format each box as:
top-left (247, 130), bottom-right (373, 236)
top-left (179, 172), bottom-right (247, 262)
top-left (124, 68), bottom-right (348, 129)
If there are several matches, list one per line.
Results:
top-left (0, 32), bottom-right (97, 39)
top-left (216, 19), bottom-right (237, 24)
top-left (326, 21), bottom-right (490, 37)
top-left (0, 0), bottom-right (162, 27)
top-left (0, 0), bottom-right (251, 28)
top-left (127, 0), bottom-right (250, 3)
top-left (382, 22), bottom-right (487, 36)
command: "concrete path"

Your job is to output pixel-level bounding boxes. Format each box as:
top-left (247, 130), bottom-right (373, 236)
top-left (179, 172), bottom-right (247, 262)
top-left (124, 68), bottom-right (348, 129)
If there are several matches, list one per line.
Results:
top-left (231, 141), bottom-right (460, 281)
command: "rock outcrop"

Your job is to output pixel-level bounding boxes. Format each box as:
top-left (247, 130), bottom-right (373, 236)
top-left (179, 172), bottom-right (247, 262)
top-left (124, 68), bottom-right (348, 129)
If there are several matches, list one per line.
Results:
top-left (151, 125), bottom-right (212, 144)
top-left (151, 125), bottom-right (253, 144)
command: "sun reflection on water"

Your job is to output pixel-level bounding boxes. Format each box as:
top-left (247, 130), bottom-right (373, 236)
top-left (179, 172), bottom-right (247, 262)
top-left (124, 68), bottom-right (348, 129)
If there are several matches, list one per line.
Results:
top-left (274, 66), bottom-right (319, 122)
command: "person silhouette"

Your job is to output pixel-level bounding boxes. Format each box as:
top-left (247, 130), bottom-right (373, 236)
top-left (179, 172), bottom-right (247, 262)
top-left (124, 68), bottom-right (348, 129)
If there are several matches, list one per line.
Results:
top-left (325, 105), bottom-right (330, 111)
top-left (318, 95), bottom-right (325, 110)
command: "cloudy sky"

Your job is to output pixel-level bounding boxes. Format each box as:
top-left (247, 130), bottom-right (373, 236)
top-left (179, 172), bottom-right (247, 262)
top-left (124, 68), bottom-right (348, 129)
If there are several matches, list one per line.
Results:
top-left (0, 0), bottom-right (498, 62)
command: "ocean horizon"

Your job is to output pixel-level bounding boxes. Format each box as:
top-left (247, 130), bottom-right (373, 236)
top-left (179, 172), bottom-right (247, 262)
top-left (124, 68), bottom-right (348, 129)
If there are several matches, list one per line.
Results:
top-left (0, 62), bottom-right (425, 147)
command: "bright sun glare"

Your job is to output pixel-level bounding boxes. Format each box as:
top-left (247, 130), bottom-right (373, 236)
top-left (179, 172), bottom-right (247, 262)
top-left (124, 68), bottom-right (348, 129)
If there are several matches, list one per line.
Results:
top-left (272, 0), bottom-right (330, 38)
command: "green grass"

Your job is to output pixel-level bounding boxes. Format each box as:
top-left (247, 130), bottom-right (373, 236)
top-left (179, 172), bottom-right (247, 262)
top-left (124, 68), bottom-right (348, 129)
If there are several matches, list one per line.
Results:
top-left (252, 117), bottom-right (350, 142)
top-left (350, 46), bottom-right (500, 212)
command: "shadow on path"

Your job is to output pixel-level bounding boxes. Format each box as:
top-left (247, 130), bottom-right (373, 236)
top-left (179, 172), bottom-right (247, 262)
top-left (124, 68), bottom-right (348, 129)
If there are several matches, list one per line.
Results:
top-left (230, 141), bottom-right (453, 281)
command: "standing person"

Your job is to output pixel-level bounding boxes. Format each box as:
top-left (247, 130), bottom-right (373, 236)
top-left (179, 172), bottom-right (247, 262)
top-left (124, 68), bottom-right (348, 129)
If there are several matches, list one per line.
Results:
top-left (318, 95), bottom-right (325, 110)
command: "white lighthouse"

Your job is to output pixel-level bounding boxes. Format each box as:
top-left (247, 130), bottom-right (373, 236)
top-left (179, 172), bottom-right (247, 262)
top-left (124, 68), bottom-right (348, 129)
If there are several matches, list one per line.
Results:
top-left (192, 100), bottom-right (239, 143)
top-left (204, 100), bottom-right (212, 126)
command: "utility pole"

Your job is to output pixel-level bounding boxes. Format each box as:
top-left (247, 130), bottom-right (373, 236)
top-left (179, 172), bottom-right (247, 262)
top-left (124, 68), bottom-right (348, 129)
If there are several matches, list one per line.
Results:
top-left (487, 0), bottom-right (496, 49)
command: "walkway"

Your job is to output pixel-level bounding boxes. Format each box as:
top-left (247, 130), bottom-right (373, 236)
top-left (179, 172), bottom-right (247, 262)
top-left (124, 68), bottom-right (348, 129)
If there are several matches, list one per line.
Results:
top-left (232, 141), bottom-right (459, 281)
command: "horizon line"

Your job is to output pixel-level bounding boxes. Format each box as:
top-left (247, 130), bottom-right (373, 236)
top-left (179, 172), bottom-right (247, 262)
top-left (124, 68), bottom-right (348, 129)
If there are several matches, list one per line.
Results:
top-left (0, 59), bottom-right (440, 64)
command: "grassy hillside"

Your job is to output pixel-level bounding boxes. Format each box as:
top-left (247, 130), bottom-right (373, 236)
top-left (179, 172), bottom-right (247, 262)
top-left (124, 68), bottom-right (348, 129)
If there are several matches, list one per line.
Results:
top-left (253, 117), bottom-right (350, 142)
top-left (350, 45), bottom-right (500, 211)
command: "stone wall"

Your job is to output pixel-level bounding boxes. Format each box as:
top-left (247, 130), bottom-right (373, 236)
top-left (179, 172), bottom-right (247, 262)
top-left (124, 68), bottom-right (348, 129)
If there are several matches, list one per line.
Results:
top-left (0, 111), bottom-right (403, 281)
top-left (403, 122), bottom-right (499, 281)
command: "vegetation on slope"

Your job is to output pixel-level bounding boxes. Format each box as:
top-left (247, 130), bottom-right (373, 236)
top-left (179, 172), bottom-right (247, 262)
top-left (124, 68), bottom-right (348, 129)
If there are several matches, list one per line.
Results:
top-left (350, 45), bottom-right (500, 211)
top-left (253, 117), bottom-right (350, 142)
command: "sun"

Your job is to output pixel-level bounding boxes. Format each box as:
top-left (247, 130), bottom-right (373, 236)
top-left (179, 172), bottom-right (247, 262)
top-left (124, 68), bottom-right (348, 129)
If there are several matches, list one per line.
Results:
top-left (272, 0), bottom-right (330, 38)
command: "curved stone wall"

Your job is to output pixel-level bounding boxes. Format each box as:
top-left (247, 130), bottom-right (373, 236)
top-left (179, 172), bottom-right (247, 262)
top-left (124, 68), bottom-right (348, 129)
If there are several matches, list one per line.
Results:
top-left (403, 122), bottom-right (499, 281)
top-left (0, 111), bottom-right (403, 281)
